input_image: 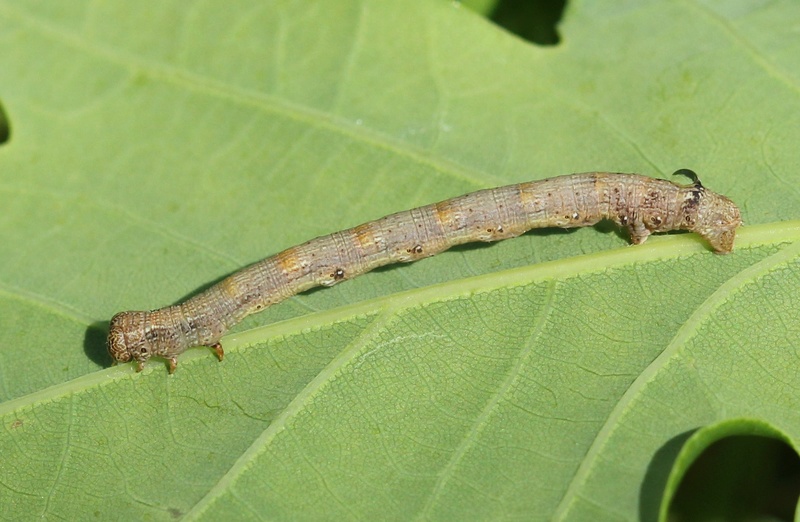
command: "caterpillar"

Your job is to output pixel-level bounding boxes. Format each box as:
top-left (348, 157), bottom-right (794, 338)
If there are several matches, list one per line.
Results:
top-left (108, 170), bottom-right (741, 373)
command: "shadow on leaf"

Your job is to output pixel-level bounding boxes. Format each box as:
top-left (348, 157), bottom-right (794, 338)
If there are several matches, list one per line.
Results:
top-left (85, 320), bottom-right (113, 368)
top-left (0, 101), bottom-right (9, 145)
top-left (639, 429), bottom-right (697, 522)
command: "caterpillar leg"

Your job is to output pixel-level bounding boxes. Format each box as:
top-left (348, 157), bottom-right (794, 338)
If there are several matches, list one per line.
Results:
top-left (211, 342), bottom-right (224, 362)
top-left (627, 221), bottom-right (651, 245)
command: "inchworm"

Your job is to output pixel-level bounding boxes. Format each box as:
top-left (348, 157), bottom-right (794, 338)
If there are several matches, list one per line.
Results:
top-left (108, 170), bottom-right (741, 373)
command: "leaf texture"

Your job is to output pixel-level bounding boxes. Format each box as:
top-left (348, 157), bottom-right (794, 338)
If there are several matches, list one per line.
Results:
top-left (0, 0), bottom-right (799, 519)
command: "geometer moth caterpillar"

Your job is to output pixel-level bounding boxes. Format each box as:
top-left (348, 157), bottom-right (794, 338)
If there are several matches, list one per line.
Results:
top-left (108, 170), bottom-right (741, 373)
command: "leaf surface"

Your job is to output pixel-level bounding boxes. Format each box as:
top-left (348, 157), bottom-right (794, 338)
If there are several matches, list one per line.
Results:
top-left (0, 1), bottom-right (799, 519)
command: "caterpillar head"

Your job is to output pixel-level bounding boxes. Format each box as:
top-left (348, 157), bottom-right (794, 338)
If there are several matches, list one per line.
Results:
top-left (672, 169), bottom-right (742, 254)
top-left (690, 187), bottom-right (742, 254)
top-left (107, 311), bottom-right (149, 370)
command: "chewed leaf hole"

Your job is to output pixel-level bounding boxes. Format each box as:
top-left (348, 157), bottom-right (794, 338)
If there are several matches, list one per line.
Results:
top-left (0, 101), bottom-right (9, 145)
top-left (669, 435), bottom-right (800, 521)
top-left (487, 0), bottom-right (567, 46)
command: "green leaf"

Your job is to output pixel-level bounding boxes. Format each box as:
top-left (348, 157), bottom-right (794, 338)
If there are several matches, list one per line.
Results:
top-left (458, 0), bottom-right (499, 17)
top-left (1, 0), bottom-right (799, 520)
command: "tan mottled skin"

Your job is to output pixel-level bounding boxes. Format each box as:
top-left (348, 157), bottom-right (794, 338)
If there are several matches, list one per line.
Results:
top-left (108, 171), bottom-right (741, 373)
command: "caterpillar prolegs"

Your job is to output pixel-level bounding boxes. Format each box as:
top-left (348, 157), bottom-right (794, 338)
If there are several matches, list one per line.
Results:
top-left (108, 170), bottom-right (741, 373)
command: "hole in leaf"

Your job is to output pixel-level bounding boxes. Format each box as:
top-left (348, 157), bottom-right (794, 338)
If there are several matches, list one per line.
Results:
top-left (669, 435), bottom-right (800, 522)
top-left (0, 100), bottom-right (9, 144)
top-left (489, 0), bottom-right (566, 46)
